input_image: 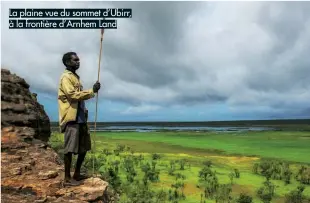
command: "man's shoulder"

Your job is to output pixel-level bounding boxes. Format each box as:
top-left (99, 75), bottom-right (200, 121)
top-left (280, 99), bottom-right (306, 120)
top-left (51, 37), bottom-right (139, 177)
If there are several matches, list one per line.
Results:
top-left (60, 70), bottom-right (74, 80)
top-left (59, 70), bottom-right (81, 89)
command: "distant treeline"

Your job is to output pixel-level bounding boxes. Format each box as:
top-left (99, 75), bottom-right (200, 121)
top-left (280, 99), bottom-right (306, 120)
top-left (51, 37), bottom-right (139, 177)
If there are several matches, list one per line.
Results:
top-left (50, 119), bottom-right (310, 127)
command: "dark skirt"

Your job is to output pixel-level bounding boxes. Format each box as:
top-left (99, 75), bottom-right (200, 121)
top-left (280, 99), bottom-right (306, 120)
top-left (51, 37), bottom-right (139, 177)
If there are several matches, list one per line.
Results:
top-left (64, 122), bottom-right (91, 154)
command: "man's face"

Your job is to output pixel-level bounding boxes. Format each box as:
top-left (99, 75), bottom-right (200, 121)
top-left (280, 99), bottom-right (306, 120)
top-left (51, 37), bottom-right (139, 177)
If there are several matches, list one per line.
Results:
top-left (67, 54), bottom-right (80, 70)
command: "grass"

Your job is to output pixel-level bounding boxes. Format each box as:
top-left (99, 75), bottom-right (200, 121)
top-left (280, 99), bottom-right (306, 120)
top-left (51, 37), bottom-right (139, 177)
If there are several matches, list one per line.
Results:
top-left (49, 130), bottom-right (310, 203)
top-left (95, 131), bottom-right (310, 164)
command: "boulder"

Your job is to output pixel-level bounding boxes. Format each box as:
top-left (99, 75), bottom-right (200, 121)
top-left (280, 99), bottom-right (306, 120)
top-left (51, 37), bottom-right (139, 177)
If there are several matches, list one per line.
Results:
top-left (1, 68), bottom-right (51, 142)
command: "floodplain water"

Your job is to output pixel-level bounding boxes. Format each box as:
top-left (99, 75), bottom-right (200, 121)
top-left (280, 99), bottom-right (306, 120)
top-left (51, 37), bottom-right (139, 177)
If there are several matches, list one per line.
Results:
top-left (87, 125), bottom-right (274, 132)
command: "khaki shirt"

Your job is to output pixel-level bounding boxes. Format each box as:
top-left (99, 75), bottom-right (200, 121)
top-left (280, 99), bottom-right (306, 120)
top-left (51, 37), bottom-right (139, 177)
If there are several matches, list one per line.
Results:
top-left (58, 69), bottom-right (95, 132)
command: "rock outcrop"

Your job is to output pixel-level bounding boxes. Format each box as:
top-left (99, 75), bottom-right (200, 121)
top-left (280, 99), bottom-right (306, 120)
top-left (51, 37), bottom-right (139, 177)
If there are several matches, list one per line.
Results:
top-left (1, 68), bottom-right (109, 203)
top-left (1, 68), bottom-right (51, 142)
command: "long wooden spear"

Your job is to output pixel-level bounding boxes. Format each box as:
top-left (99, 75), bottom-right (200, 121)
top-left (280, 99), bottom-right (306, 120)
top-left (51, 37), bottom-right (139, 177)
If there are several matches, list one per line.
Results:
top-left (92, 21), bottom-right (104, 184)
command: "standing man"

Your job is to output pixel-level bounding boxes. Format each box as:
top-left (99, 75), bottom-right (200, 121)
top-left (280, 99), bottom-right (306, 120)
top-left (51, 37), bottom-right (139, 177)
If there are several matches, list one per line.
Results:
top-left (58, 52), bottom-right (101, 186)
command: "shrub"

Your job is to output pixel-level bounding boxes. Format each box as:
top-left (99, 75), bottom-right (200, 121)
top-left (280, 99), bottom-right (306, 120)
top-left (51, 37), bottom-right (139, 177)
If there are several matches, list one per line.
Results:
top-left (284, 185), bottom-right (306, 203)
top-left (256, 179), bottom-right (275, 203)
top-left (234, 168), bottom-right (240, 178)
top-left (151, 153), bottom-right (161, 160)
top-left (236, 193), bottom-right (253, 203)
top-left (214, 184), bottom-right (233, 203)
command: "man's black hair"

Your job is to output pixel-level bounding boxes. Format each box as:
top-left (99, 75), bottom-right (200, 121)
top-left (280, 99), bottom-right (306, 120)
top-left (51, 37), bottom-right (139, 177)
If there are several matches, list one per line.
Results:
top-left (62, 52), bottom-right (77, 67)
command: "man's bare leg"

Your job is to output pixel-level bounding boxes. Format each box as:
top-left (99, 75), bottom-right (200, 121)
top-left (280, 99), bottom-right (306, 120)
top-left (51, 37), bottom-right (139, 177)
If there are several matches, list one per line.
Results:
top-left (64, 152), bottom-right (79, 186)
top-left (73, 152), bottom-right (89, 181)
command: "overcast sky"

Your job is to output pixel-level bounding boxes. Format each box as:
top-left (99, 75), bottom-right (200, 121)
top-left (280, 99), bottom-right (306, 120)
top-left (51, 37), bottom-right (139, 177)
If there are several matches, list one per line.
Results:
top-left (1, 1), bottom-right (310, 122)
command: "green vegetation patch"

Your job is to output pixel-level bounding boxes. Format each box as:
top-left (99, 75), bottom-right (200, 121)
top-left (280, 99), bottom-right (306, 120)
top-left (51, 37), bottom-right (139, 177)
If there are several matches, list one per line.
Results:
top-left (49, 130), bottom-right (310, 203)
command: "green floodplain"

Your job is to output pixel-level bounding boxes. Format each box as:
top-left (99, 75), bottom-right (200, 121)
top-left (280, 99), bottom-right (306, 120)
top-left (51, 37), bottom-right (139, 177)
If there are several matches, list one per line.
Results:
top-left (49, 120), bottom-right (310, 203)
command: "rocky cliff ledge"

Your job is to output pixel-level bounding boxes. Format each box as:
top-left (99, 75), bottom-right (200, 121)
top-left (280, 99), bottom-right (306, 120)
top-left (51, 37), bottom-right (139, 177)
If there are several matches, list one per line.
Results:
top-left (1, 68), bottom-right (109, 203)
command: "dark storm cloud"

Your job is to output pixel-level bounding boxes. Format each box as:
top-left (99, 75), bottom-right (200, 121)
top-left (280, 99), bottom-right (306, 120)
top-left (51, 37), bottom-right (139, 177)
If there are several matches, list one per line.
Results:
top-left (175, 93), bottom-right (228, 106)
top-left (1, 1), bottom-right (310, 117)
top-left (244, 2), bottom-right (310, 93)
top-left (102, 1), bottom-right (202, 88)
top-left (112, 1), bottom-right (202, 53)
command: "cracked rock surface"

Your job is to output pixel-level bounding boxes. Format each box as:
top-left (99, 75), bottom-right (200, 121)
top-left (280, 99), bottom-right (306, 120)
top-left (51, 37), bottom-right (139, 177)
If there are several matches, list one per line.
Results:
top-left (1, 68), bottom-right (109, 203)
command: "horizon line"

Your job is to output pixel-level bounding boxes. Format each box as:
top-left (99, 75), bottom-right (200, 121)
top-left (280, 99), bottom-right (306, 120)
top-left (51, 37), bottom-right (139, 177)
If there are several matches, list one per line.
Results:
top-left (50, 118), bottom-right (310, 123)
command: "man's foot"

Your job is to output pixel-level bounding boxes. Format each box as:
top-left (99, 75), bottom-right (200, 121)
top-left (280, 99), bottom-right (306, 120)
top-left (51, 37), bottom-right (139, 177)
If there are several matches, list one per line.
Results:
top-left (73, 173), bottom-right (90, 181)
top-left (63, 178), bottom-right (80, 186)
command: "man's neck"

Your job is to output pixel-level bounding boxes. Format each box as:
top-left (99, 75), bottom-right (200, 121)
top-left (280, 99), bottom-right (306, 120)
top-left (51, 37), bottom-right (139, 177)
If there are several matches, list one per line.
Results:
top-left (66, 67), bottom-right (80, 79)
top-left (66, 66), bottom-right (76, 73)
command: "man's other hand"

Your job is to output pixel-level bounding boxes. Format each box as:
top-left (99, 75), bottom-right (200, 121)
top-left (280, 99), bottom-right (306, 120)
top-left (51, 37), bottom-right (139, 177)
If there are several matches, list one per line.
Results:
top-left (93, 81), bottom-right (101, 93)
